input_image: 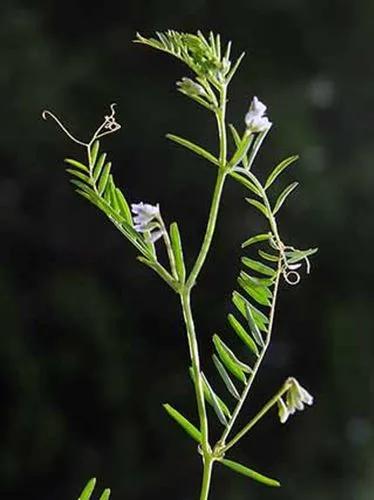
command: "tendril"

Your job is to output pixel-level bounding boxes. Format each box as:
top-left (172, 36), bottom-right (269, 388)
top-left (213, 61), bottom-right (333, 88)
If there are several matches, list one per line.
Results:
top-left (42, 103), bottom-right (121, 147)
top-left (42, 110), bottom-right (87, 147)
top-left (269, 237), bottom-right (310, 286)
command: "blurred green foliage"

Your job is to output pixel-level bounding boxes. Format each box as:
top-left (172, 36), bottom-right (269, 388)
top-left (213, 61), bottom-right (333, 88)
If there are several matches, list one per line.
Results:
top-left (0, 1), bottom-right (374, 499)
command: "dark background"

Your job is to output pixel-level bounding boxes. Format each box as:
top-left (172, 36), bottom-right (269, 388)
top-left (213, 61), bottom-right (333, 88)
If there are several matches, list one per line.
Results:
top-left (1, 1), bottom-right (373, 499)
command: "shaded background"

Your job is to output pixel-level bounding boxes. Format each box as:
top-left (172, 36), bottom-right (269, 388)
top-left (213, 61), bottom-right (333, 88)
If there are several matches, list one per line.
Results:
top-left (1, 1), bottom-right (373, 499)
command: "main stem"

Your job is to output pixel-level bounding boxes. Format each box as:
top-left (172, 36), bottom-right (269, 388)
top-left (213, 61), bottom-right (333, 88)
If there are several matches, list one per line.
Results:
top-left (199, 456), bottom-right (214, 500)
top-left (180, 291), bottom-right (210, 453)
top-left (179, 85), bottom-right (228, 500)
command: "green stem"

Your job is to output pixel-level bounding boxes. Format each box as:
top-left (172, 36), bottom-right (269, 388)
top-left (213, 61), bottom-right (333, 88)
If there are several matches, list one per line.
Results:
top-left (180, 291), bottom-right (210, 452)
top-left (159, 216), bottom-right (179, 281)
top-left (199, 456), bottom-right (214, 500)
top-left (178, 85), bottom-right (228, 500)
top-left (223, 382), bottom-right (290, 452)
top-left (185, 168), bottom-right (227, 291)
top-left (217, 86), bottom-right (228, 165)
top-left (185, 84), bottom-right (228, 291)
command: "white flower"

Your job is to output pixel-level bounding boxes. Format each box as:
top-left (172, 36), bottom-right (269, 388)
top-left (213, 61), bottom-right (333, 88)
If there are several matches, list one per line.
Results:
top-left (131, 202), bottom-right (160, 232)
top-left (131, 202), bottom-right (165, 244)
top-left (277, 377), bottom-right (314, 424)
top-left (245, 96), bottom-right (272, 132)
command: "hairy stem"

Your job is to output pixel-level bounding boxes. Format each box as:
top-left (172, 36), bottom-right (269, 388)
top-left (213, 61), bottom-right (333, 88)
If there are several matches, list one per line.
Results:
top-left (218, 259), bottom-right (283, 445)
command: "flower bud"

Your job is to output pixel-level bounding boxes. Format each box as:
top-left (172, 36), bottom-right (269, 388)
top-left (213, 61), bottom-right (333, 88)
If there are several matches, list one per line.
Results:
top-left (245, 96), bottom-right (272, 132)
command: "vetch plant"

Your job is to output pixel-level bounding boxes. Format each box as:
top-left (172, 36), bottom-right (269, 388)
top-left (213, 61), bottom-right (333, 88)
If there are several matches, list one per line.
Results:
top-left (43, 30), bottom-right (317, 500)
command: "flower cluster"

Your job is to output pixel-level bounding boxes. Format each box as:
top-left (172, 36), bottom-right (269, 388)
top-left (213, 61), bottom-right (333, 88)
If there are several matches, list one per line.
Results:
top-left (278, 377), bottom-right (314, 424)
top-left (131, 202), bottom-right (164, 243)
top-left (245, 96), bottom-right (272, 132)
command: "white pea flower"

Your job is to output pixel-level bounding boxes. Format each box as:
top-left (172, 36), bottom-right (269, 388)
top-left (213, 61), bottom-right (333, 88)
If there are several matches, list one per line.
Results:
top-left (131, 202), bottom-right (165, 243)
top-left (245, 96), bottom-right (272, 132)
top-left (131, 202), bottom-right (160, 232)
top-left (277, 377), bottom-right (314, 424)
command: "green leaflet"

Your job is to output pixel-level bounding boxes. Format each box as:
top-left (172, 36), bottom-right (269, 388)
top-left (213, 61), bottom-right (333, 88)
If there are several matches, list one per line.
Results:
top-left (178, 89), bottom-right (213, 111)
top-left (115, 188), bottom-right (132, 223)
top-left (229, 133), bottom-right (252, 169)
top-left (258, 249), bottom-right (279, 262)
top-left (241, 233), bottom-right (272, 249)
top-left (201, 372), bottom-right (230, 425)
top-left (70, 179), bottom-right (96, 197)
top-left (77, 478), bottom-right (111, 500)
top-left (227, 313), bottom-right (259, 356)
top-left (64, 158), bottom-right (89, 172)
top-left (163, 403), bottom-right (202, 443)
top-left (230, 172), bottom-right (261, 197)
top-left (264, 155), bottom-right (298, 190)
top-left (78, 478), bottom-right (96, 500)
top-left (229, 124), bottom-right (250, 168)
top-left (189, 368), bottom-right (231, 425)
top-left (226, 51), bottom-right (245, 84)
top-left (285, 247), bottom-right (318, 264)
top-left (229, 123), bottom-right (241, 147)
top-left (220, 459), bottom-right (281, 487)
top-left (245, 198), bottom-right (270, 219)
top-left (232, 291), bottom-right (268, 332)
top-left (93, 153), bottom-right (107, 181)
top-left (108, 176), bottom-right (119, 212)
top-left (213, 354), bottom-right (240, 400)
top-left (246, 128), bottom-right (271, 170)
top-left (273, 181), bottom-right (299, 214)
top-left (166, 134), bottom-right (219, 166)
top-left (170, 222), bottom-right (186, 283)
top-left (98, 162), bottom-right (112, 195)
top-left (240, 168), bottom-right (265, 194)
top-left (99, 490), bottom-right (111, 500)
top-left (213, 334), bottom-right (251, 383)
top-left (245, 303), bottom-right (265, 347)
top-left (238, 272), bottom-right (272, 307)
top-left (241, 257), bottom-right (275, 277)
top-left (66, 168), bottom-right (91, 184)
top-left (89, 140), bottom-right (100, 167)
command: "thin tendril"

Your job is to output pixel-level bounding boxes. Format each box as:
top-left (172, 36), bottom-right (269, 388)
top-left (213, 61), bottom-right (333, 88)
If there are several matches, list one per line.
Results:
top-left (41, 110), bottom-right (88, 147)
top-left (42, 103), bottom-right (121, 148)
top-left (270, 238), bottom-right (311, 285)
top-left (91, 103), bottom-right (121, 143)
